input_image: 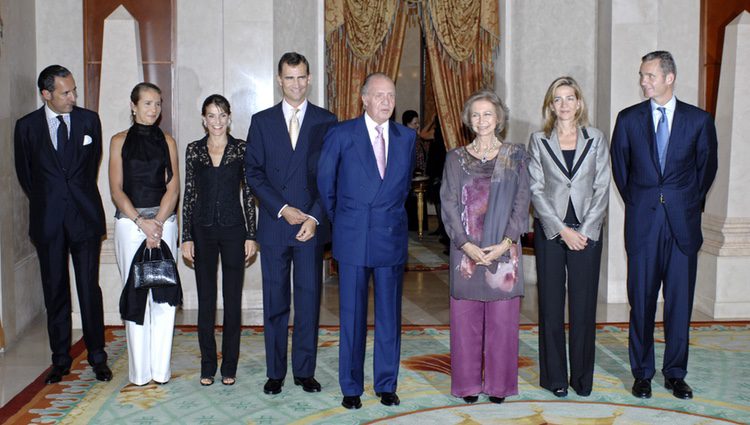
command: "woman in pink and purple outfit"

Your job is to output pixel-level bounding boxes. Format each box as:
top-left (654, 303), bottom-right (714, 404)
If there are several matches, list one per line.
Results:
top-left (440, 89), bottom-right (530, 404)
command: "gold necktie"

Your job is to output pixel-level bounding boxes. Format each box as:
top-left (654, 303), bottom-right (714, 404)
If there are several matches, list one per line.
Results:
top-left (289, 108), bottom-right (300, 150)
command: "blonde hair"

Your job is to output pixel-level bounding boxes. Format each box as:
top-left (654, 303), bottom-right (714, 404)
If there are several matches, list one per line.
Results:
top-left (542, 76), bottom-right (589, 137)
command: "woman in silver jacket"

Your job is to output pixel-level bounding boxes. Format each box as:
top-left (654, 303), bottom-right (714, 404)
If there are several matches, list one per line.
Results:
top-left (528, 76), bottom-right (610, 397)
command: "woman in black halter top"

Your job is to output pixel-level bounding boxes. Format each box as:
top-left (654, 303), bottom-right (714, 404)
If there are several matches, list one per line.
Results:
top-left (109, 82), bottom-right (181, 386)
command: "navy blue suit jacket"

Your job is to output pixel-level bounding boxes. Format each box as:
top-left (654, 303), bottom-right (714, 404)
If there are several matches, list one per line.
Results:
top-left (611, 99), bottom-right (718, 255)
top-left (245, 102), bottom-right (336, 246)
top-left (14, 106), bottom-right (106, 243)
top-left (317, 116), bottom-right (416, 267)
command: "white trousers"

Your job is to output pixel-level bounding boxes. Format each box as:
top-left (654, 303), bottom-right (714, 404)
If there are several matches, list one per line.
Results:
top-left (115, 215), bottom-right (178, 385)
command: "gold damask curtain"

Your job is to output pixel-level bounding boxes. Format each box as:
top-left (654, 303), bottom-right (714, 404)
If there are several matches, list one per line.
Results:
top-left (325, 0), bottom-right (499, 149)
top-left (424, 0), bottom-right (499, 149)
top-left (325, 0), bottom-right (410, 120)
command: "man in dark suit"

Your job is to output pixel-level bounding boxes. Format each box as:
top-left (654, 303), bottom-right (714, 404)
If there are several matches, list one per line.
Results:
top-left (245, 52), bottom-right (336, 395)
top-left (14, 65), bottom-right (111, 384)
top-left (611, 51), bottom-right (718, 400)
top-left (317, 73), bottom-right (416, 409)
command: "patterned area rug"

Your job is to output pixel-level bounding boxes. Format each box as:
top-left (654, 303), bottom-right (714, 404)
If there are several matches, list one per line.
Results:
top-left (2, 324), bottom-right (749, 424)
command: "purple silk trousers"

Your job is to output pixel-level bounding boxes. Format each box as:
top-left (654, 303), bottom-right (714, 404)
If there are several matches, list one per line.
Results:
top-left (450, 296), bottom-right (521, 398)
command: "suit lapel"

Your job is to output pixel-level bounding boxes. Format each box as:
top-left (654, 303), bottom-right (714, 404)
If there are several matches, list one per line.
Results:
top-left (540, 131), bottom-right (570, 180)
top-left (269, 103), bottom-right (295, 182)
top-left (285, 104), bottom-right (313, 182)
top-left (639, 100), bottom-right (661, 176)
top-left (67, 108), bottom-right (84, 170)
top-left (663, 100), bottom-right (685, 174)
top-left (382, 123), bottom-right (405, 183)
top-left (35, 107), bottom-right (64, 171)
top-left (571, 127), bottom-right (587, 166)
top-left (353, 116), bottom-right (383, 185)
top-left (548, 131), bottom-right (569, 173)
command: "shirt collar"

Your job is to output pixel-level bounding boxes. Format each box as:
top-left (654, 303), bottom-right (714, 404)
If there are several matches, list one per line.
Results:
top-left (364, 112), bottom-right (389, 135)
top-left (282, 98), bottom-right (307, 115)
top-left (45, 104), bottom-right (70, 121)
top-left (650, 95), bottom-right (676, 113)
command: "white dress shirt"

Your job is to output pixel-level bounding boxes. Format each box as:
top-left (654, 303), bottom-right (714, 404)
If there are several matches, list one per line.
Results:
top-left (45, 104), bottom-right (70, 150)
top-left (282, 98), bottom-right (308, 130)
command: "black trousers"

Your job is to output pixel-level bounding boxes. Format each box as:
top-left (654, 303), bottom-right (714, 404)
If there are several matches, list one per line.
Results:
top-left (534, 219), bottom-right (602, 394)
top-left (193, 223), bottom-right (246, 378)
top-left (35, 226), bottom-right (106, 368)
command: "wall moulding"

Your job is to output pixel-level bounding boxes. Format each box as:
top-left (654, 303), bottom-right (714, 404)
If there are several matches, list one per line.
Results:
top-left (701, 213), bottom-right (750, 256)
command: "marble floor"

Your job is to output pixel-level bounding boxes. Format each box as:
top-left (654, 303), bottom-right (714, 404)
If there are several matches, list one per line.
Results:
top-left (0, 230), bottom-right (734, 409)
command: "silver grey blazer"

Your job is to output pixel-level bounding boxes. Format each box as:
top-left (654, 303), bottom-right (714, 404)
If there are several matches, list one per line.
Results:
top-left (528, 126), bottom-right (610, 241)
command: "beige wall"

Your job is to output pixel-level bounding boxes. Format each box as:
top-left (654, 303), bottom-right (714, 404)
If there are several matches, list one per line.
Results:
top-left (0, 0), bottom-right (45, 347)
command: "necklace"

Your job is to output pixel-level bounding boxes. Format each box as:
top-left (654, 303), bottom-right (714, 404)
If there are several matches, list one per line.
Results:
top-left (471, 138), bottom-right (501, 163)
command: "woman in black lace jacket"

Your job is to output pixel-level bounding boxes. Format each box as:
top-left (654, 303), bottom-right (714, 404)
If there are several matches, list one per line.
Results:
top-left (181, 94), bottom-right (257, 386)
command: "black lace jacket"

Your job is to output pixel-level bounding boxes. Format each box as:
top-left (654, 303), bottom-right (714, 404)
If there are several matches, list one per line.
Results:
top-left (182, 135), bottom-right (256, 242)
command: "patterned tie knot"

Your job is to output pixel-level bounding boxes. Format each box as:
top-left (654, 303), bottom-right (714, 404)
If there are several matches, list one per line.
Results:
top-left (376, 125), bottom-right (383, 136)
top-left (658, 107), bottom-right (666, 121)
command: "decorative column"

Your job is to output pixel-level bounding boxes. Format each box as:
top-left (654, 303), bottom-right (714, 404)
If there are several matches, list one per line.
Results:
top-left (73, 5), bottom-right (144, 326)
top-left (697, 11), bottom-right (750, 318)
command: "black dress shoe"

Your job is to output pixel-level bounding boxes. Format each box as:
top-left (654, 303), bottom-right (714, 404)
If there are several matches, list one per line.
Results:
top-left (376, 391), bottom-right (400, 406)
top-left (552, 387), bottom-right (568, 397)
top-left (93, 363), bottom-right (112, 382)
top-left (263, 378), bottom-right (284, 395)
top-left (462, 395), bottom-right (479, 403)
top-left (45, 365), bottom-right (70, 384)
top-left (665, 378), bottom-right (693, 399)
top-left (632, 378), bottom-right (652, 398)
top-left (341, 395), bottom-right (362, 409)
top-left (488, 396), bottom-right (505, 404)
top-left (293, 376), bottom-right (321, 392)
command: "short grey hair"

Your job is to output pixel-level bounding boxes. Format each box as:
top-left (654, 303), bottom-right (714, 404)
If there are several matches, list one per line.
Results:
top-left (360, 72), bottom-right (391, 97)
top-left (642, 50), bottom-right (676, 77)
top-left (461, 88), bottom-right (509, 137)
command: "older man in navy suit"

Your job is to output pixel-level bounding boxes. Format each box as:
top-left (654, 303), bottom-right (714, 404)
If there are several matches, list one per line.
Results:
top-left (14, 65), bottom-right (111, 384)
top-left (245, 52), bottom-right (336, 395)
top-left (611, 51), bottom-right (718, 400)
top-left (318, 73), bottom-right (416, 409)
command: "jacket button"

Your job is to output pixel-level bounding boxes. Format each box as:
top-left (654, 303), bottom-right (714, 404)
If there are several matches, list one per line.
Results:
top-left (567, 183), bottom-right (571, 188)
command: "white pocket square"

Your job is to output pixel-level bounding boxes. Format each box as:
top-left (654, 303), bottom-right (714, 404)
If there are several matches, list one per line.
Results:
top-left (83, 135), bottom-right (93, 146)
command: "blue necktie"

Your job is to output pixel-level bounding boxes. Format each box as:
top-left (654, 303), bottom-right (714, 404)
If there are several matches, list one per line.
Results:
top-left (656, 107), bottom-right (669, 172)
